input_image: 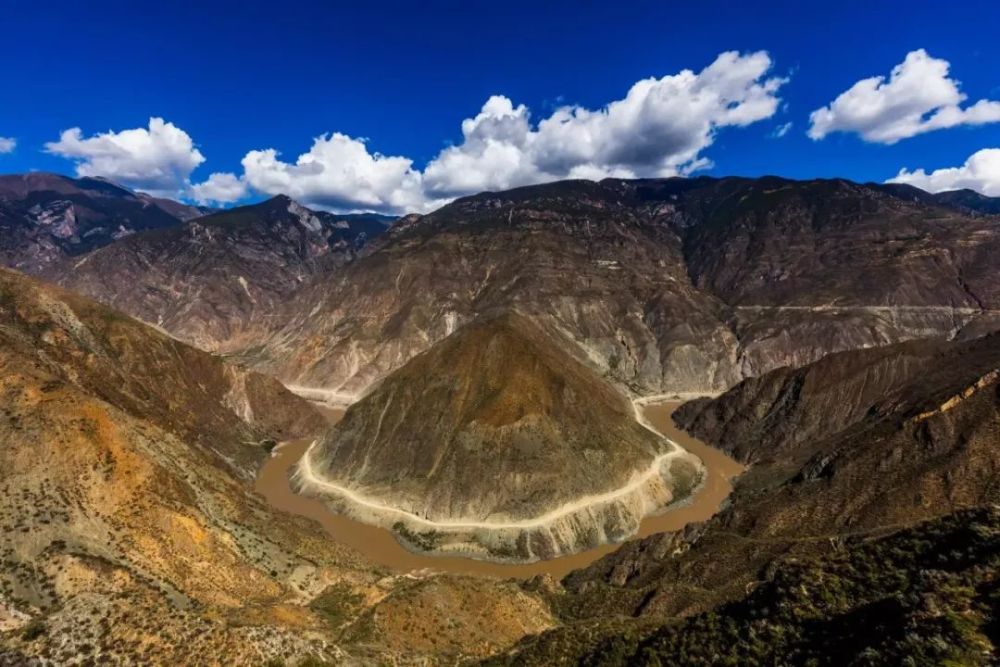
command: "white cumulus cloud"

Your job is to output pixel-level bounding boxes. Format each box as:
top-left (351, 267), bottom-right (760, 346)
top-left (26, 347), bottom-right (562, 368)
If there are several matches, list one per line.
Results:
top-left (190, 172), bottom-right (249, 205)
top-left (423, 51), bottom-right (786, 197)
top-left (0, 137), bottom-right (16, 154)
top-left (232, 51), bottom-right (785, 213)
top-left (45, 117), bottom-right (206, 197)
top-left (42, 52), bottom-right (785, 213)
top-left (887, 148), bottom-right (1000, 196)
top-left (809, 50), bottom-right (1000, 144)
top-left (239, 132), bottom-right (433, 213)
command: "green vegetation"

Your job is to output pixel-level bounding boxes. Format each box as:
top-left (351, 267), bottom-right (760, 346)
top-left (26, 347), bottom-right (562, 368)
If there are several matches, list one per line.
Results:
top-left (309, 583), bottom-right (364, 631)
top-left (577, 507), bottom-right (1000, 666)
top-left (20, 619), bottom-right (47, 641)
top-left (262, 657), bottom-right (338, 667)
top-left (392, 522), bottom-right (444, 551)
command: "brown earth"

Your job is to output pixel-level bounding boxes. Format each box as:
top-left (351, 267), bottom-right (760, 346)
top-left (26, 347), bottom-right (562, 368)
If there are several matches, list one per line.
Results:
top-left (302, 312), bottom-right (702, 561)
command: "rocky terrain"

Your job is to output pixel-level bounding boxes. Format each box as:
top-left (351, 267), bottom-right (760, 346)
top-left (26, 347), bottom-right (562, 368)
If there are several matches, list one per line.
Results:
top-left (10, 173), bottom-right (997, 404)
top-left (482, 329), bottom-right (1000, 664)
top-left (246, 176), bottom-right (1000, 400)
top-left (0, 268), bottom-right (556, 665)
top-left (488, 507), bottom-right (1000, 666)
top-left (2, 171), bottom-right (1000, 665)
top-left (0, 173), bottom-right (206, 274)
top-left (298, 312), bottom-right (703, 561)
top-left (52, 196), bottom-right (394, 352)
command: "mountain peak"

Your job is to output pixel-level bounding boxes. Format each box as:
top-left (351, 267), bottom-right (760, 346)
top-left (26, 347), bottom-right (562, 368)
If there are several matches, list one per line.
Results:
top-left (299, 311), bottom-right (704, 561)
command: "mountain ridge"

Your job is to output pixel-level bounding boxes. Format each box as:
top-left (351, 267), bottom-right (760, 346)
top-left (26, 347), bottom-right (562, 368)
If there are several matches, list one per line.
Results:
top-left (299, 311), bottom-right (703, 561)
top-left (51, 195), bottom-right (395, 352)
top-left (244, 175), bottom-right (1000, 400)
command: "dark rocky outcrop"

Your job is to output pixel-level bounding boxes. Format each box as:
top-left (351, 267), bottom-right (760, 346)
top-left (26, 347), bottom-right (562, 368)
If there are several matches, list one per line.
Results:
top-left (0, 173), bottom-right (202, 273)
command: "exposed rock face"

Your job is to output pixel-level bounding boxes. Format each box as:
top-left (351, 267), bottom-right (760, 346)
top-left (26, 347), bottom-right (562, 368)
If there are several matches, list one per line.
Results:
top-left (297, 312), bottom-right (703, 561)
top-left (560, 332), bottom-right (1000, 618)
top-left (253, 180), bottom-right (741, 397)
top-left (16, 174), bottom-right (998, 401)
top-left (0, 267), bottom-right (324, 478)
top-left (487, 332), bottom-right (1000, 665)
top-left (11, 174), bottom-right (996, 400)
top-left (250, 177), bottom-right (1000, 398)
top-left (0, 267), bottom-right (366, 664)
top-left (0, 173), bottom-right (203, 273)
top-left (54, 195), bottom-right (394, 352)
top-left (674, 332), bottom-right (1000, 474)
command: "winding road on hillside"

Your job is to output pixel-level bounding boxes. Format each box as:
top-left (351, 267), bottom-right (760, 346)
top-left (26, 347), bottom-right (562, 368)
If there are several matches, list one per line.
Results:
top-left (256, 397), bottom-right (744, 578)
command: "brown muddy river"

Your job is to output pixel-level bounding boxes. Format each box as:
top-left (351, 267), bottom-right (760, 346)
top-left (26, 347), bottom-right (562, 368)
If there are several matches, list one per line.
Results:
top-left (254, 400), bottom-right (743, 579)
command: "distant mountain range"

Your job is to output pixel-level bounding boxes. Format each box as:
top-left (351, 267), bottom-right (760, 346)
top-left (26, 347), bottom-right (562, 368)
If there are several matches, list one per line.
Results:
top-left (0, 173), bottom-right (210, 273)
top-left (49, 194), bottom-right (395, 351)
top-left (6, 170), bottom-right (999, 398)
top-left (2, 171), bottom-right (999, 664)
top-left (236, 176), bottom-right (1000, 401)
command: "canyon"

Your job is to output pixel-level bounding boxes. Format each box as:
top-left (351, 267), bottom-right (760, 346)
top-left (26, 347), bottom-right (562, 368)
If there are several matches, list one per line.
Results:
top-left (0, 173), bottom-right (998, 665)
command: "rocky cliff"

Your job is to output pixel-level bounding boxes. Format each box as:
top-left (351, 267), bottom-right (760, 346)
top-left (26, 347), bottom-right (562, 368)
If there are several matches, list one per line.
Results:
top-left (297, 312), bottom-right (703, 561)
top-left (249, 176), bottom-right (1000, 399)
top-left (488, 331), bottom-right (1000, 663)
top-left (0, 173), bottom-right (203, 274)
top-left (54, 195), bottom-right (394, 352)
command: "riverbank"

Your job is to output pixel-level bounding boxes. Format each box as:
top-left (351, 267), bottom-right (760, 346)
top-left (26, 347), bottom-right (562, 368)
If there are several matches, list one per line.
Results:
top-left (254, 400), bottom-right (743, 579)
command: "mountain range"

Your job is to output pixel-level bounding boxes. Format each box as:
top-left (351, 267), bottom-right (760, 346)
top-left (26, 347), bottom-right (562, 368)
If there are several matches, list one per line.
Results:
top-left (1, 171), bottom-right (999, 665)
top-left (0, 173), bottom-right (208, 274)
top-left (239, 176), bottom-right (1000, 400)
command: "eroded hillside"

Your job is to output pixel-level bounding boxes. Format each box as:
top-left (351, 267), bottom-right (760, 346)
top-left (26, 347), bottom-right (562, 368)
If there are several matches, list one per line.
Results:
top-left (300, 312), bottom-right (702, 561)
top-left (0, 269), bottom-right (556, 665)
top-left (52, 196), bottom-right (394, 353)
top-left (482, 331), bottom-right (1000, 664)
top-left (248, 177), bottom-right (1000, 398)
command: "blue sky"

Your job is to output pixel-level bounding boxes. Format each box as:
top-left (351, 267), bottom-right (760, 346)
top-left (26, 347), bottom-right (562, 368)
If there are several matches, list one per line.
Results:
top-left (2, 0), bottom-right (999, 212)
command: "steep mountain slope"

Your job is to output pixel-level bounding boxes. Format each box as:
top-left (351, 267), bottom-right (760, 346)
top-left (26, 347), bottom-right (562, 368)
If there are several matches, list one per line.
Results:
top-left (248, 176), bottom-right (1000, 399)
top-left (299, 312), bottom-right (703, 561)
top-left (251, 179), bottom-right (741, 397)
top-left (0, 267), bottom-right (324, 477)
top-left (0, 268), bottom-right (556, 665)
top-left (488, 507), bottom-right (1000, 666)
top-left (484, 331), bottom-right (1000, 663)
top-left (0, 173), bottom-right (203, 273)
top-left (933, 188), bottom-right (1000, 215)
top-left (667, 177), bottom-right (1000, 376)
top-left (55, 195), bottom-right (394, 351)
top-left (672, 332), bottom-right (1000, 528)
top-left (0, 267), bottom-right (347, 662)
top-left (673, 335), bottom-right (1000, 471)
